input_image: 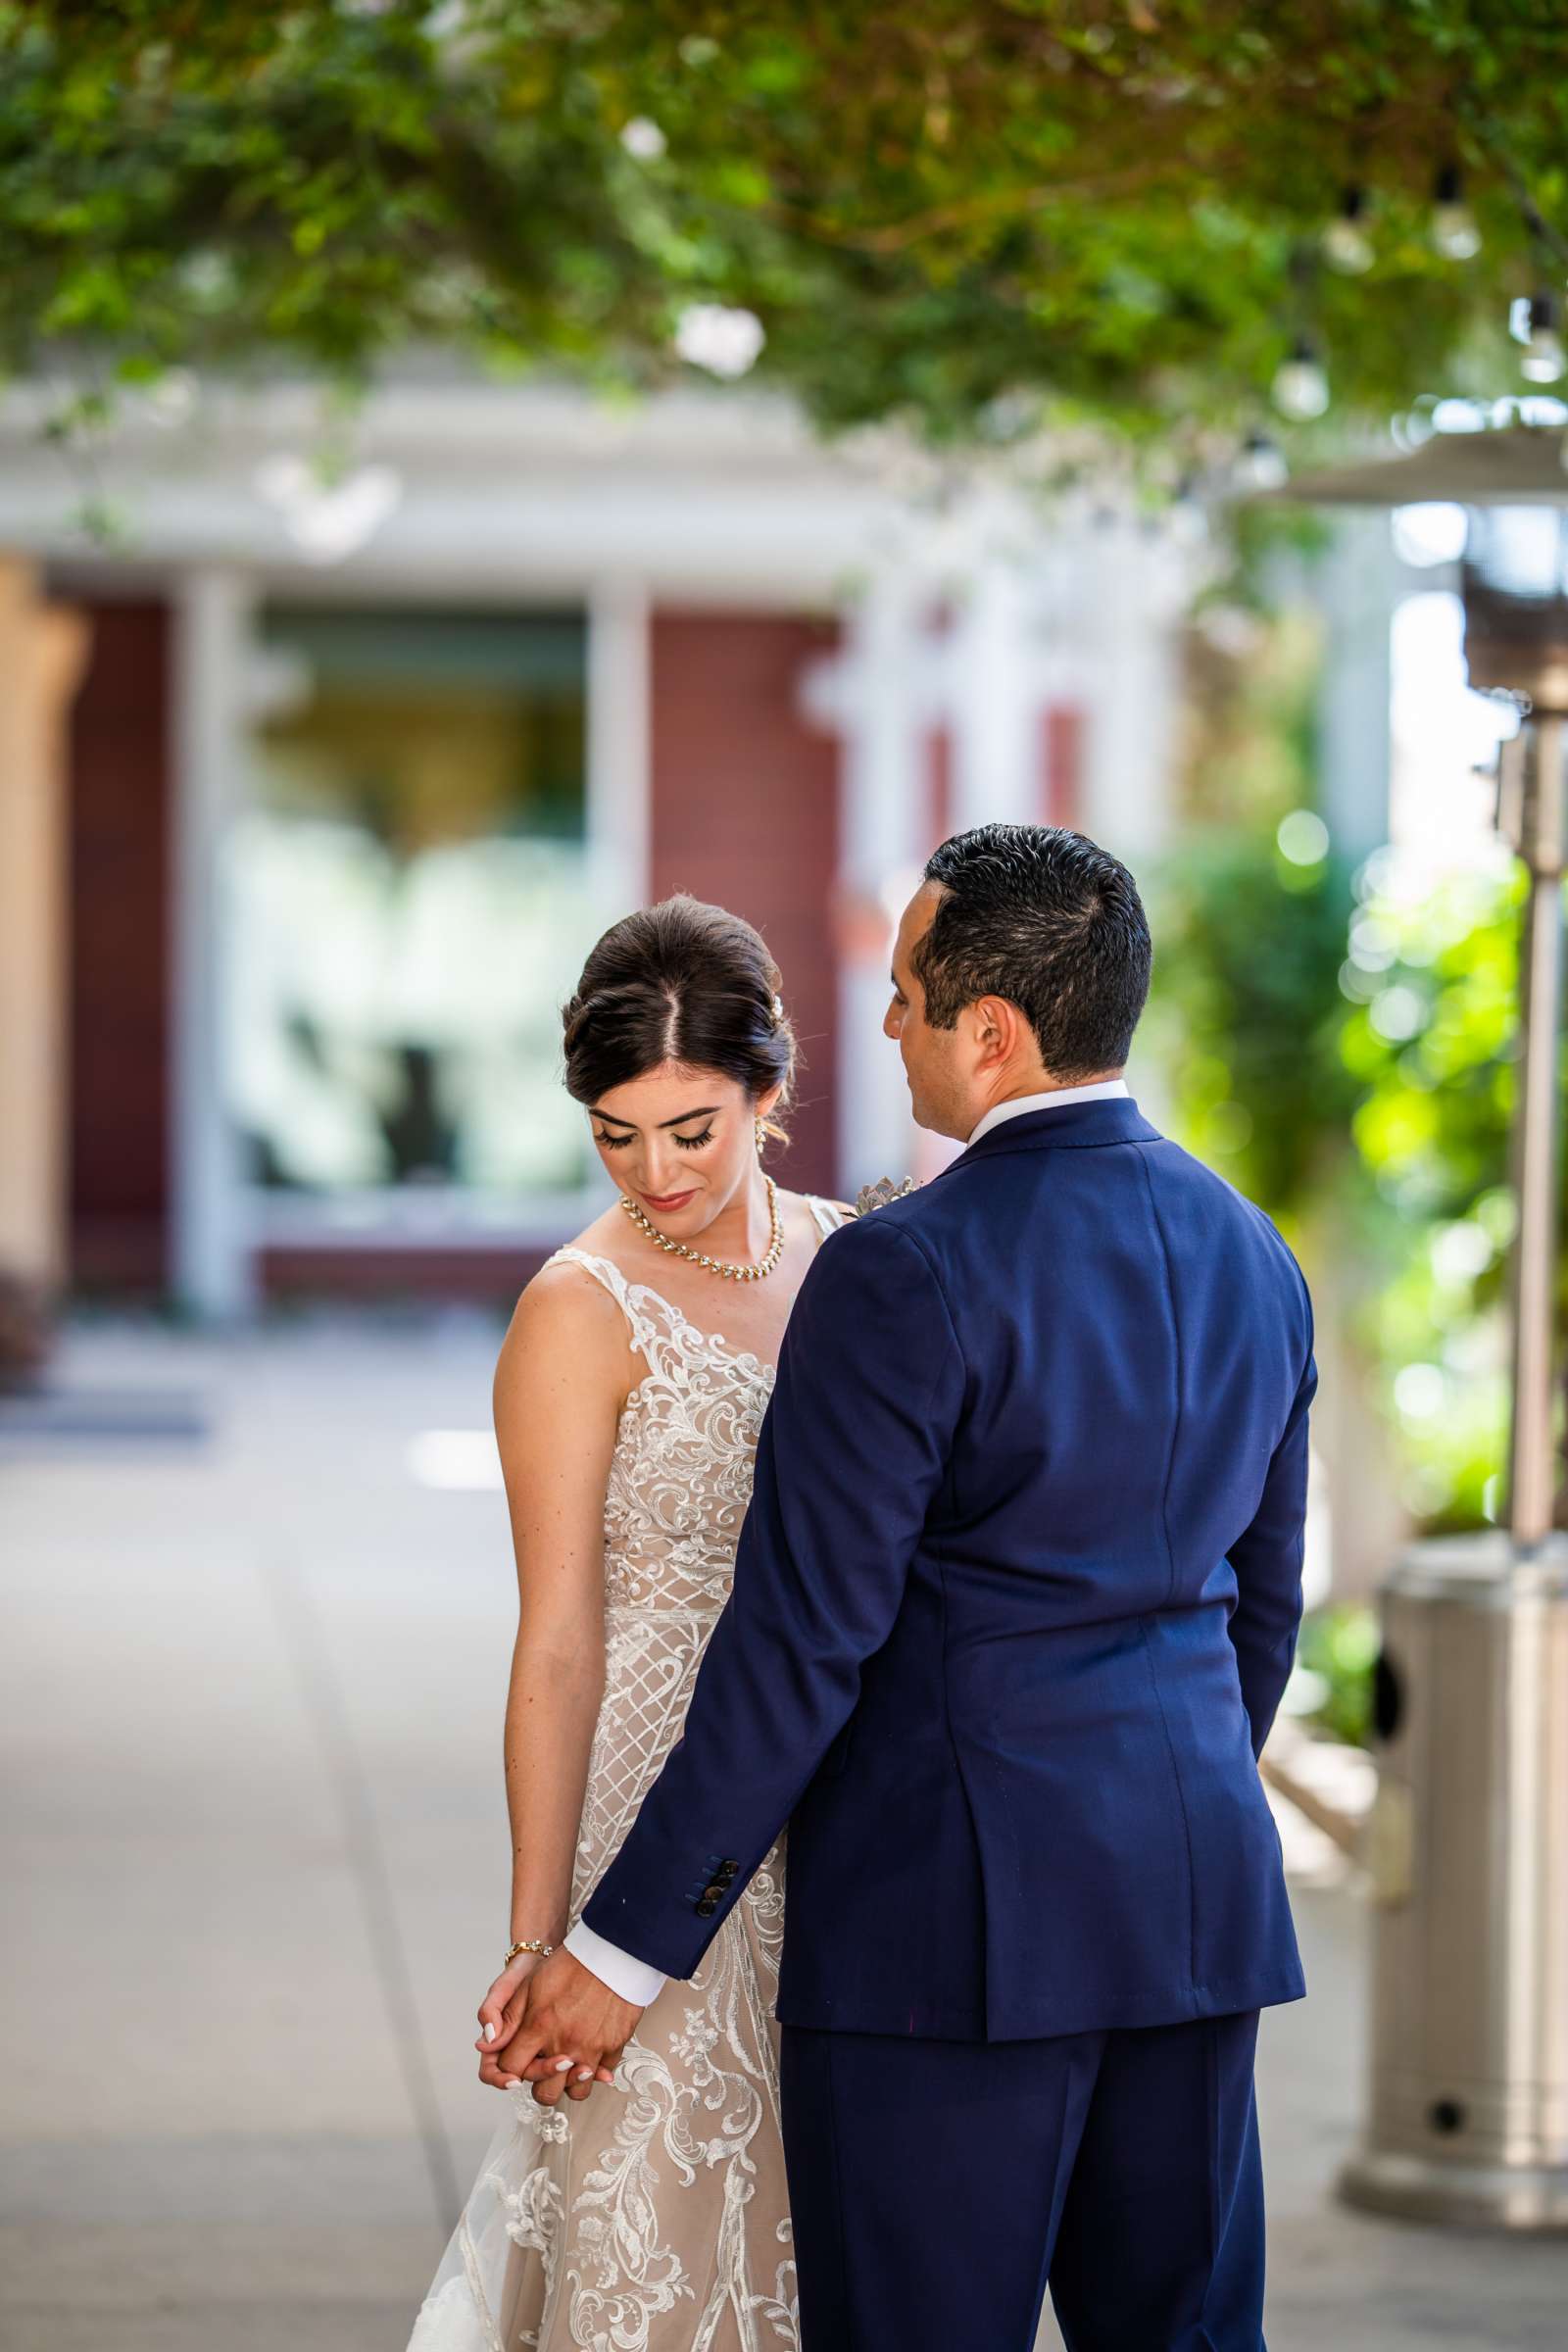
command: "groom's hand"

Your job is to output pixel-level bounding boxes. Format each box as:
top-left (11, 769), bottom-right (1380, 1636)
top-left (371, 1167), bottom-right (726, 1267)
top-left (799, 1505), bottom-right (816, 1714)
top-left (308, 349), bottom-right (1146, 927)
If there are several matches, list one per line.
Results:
top-left (480, 1947), bottom-right (643, 2104)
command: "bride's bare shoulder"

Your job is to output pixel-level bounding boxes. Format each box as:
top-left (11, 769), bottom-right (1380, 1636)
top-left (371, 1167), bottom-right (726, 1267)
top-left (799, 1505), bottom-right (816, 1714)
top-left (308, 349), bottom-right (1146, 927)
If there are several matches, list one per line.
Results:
top-left (498, 1224), bottom-right (632, 1379)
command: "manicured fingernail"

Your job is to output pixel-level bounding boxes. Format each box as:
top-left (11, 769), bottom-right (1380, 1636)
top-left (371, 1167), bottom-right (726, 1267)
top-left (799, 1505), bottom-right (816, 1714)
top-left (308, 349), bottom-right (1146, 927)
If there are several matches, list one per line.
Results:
top-left (554, 2057), bottom-right (573, 2072)
top-left (482, 2023), bottom-right (496, 2042)
top-left (576, 2068), bottom-right (593, 2081)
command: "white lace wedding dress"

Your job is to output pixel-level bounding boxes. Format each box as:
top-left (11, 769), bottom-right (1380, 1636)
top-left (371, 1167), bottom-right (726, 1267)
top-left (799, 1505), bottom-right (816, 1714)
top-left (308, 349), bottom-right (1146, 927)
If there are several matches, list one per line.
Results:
top-left (410, 1197), bottom-right (849, 2352)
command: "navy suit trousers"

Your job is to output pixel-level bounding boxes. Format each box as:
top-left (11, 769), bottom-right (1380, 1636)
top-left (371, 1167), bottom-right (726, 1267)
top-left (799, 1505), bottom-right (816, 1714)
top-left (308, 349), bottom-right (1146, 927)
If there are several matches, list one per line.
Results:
top-left (779, 2011), bottom-right (1266, 2352)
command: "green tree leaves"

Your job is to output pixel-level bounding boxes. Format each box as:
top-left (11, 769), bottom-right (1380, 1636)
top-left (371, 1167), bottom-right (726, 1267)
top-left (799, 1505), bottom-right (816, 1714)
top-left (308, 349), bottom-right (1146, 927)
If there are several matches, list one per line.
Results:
top-left (3, 4), bottom-right (1565, 440)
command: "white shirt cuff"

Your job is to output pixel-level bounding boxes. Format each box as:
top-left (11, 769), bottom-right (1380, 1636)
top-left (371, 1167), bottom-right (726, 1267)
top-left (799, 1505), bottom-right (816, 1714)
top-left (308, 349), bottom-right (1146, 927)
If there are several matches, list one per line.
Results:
top-left (564, 1919), bottom-right (667, 2008)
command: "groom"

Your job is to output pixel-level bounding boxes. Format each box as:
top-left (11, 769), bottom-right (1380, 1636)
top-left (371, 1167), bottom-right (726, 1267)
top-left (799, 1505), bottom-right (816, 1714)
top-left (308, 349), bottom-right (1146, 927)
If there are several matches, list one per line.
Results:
top-left (497, 823), bottom-right (1315, 2351)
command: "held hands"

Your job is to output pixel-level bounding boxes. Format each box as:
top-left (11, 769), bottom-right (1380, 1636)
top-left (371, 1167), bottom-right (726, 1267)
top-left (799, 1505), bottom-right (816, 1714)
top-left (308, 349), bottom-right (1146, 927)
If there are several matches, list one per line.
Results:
top-left (474, 1949), bottom-right (542, 2087)
top-left (475, 1947), bottom-right (644, 2106)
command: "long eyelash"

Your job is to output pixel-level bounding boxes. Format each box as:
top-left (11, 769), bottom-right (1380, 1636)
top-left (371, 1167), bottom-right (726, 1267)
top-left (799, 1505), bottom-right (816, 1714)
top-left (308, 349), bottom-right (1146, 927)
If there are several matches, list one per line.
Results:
top-left (593, 1126), bottom-right (712, 1151)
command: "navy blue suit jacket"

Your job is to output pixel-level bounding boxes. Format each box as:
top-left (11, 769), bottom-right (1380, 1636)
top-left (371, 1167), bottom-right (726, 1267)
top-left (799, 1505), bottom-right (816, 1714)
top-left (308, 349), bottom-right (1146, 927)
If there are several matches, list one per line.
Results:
top-left (584, 1098), bottom-right (1315, 2041)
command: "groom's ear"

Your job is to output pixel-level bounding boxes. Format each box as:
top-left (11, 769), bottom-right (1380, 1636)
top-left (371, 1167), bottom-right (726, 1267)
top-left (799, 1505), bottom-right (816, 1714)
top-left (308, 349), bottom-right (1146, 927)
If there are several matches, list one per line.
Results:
top-left (968, 994), bottom-right (1023, 1071)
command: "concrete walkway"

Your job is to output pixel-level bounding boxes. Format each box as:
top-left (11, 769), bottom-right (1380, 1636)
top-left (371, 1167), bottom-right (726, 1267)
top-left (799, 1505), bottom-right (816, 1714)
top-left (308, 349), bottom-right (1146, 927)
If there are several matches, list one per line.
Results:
top-left (3, 1315), bottom-right (1565, 2351)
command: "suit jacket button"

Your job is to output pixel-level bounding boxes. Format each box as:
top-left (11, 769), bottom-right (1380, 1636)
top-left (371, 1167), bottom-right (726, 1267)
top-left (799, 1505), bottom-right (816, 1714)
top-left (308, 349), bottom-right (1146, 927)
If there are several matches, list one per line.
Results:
top-left (696, 1897), bottom-right (717, 1917)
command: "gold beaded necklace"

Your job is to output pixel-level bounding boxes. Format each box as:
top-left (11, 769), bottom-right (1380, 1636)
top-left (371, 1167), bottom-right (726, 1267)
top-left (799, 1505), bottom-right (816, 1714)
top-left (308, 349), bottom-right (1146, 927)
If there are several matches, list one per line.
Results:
top-left (619, 1173), bottom-right (784, 1282)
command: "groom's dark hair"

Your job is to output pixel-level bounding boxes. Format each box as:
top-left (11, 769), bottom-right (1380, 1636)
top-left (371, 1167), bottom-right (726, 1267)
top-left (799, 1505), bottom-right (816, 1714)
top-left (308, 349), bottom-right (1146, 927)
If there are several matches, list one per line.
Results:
top-left (914, 824), bottom-right (1152, 1079)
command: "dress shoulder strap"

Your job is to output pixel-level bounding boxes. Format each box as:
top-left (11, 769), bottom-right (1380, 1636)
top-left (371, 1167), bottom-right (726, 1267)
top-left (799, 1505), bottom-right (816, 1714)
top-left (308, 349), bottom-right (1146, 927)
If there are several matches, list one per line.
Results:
top-left (806, 1195), bottom-right (854, 1244)
top-left (548, 1246), bottom-right (667, 1360)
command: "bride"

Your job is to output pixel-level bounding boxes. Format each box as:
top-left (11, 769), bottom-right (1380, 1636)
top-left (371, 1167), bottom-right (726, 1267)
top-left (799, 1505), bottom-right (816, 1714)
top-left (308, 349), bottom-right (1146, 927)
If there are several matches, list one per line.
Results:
top-left (410, 895), bottom-right (851, 2352)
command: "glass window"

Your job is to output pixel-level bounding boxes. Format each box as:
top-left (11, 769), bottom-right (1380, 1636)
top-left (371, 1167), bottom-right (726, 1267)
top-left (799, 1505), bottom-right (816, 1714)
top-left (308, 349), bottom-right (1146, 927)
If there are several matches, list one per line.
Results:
top-left (230, 605), bottom-right (594, 1206)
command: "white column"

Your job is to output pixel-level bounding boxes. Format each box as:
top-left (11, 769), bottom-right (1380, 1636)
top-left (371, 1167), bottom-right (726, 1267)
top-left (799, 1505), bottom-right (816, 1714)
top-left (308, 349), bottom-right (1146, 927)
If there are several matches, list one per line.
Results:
top-left (1078, 522), bottom-right (1183, 859)
top-left (586, 576), bottom-right (652, 918)
top-left (171, 569), bottom-right (257, 1319)
top-left (805, 578), bottom-right (928, 1195)
top-left (948, 558), bottom-right (1039, 830)
top-left (1317, 513), bottom-right (1396, 867)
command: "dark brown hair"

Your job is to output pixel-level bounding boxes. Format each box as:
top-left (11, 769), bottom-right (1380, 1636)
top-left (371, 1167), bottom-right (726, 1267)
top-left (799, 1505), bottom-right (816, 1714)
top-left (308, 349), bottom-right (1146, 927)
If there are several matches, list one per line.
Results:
top-left (916, 823), bottom-right (1151, 1080)
top-left (562, 895), bottom-right (796, 1131)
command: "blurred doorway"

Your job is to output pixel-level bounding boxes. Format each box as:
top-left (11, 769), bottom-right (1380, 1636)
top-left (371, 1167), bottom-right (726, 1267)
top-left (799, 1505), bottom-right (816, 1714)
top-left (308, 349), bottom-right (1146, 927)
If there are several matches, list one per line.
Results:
top-left (235, 605), bottom-right (595, 1247)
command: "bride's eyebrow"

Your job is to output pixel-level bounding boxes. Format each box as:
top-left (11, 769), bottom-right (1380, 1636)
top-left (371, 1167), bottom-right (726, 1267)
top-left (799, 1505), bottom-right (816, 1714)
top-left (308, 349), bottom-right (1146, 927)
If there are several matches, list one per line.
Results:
top-left (591, 1105), bottom-right (722, 1132)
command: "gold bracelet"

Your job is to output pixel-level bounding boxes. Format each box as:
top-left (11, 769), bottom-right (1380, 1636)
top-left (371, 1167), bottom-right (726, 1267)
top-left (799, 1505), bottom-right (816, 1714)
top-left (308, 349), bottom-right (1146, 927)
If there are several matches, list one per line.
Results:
top-left (504, 1937), bottom-right (555, 1966)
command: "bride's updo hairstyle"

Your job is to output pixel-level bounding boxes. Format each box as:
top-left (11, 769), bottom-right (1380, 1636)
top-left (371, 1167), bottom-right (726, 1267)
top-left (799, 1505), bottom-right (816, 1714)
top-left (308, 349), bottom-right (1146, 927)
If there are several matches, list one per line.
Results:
top-left (562, 895), bottom-right (796, 1141)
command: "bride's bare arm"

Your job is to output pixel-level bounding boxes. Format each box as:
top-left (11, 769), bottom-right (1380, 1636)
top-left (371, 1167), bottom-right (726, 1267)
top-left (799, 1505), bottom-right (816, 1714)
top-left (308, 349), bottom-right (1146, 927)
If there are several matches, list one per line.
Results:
top-left (474, 1265), bottom-right (630, 2062)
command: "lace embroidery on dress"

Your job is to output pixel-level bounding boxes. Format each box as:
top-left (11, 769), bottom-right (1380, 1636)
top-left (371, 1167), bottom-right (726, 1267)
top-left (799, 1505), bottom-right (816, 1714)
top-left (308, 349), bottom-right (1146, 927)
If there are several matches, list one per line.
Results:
top-left (409, 1197), bottom-right (848, 2352)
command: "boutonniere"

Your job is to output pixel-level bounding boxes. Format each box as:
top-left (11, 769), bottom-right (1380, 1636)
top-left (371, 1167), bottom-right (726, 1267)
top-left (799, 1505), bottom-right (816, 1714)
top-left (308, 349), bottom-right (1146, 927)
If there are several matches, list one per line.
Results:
top-left (855, 1175), bottom-right (920, 1217)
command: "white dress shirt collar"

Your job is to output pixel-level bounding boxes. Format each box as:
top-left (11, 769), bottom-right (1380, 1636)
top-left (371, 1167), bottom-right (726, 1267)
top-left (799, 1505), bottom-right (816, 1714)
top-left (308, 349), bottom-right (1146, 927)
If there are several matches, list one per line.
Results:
top-left (966, 1078), bottom-right (1130, 1150)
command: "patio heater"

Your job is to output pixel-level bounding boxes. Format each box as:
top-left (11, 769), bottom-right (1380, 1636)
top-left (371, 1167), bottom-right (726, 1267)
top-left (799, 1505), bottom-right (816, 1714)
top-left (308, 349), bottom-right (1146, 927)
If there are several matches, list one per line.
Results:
top-left (1282, 426), bottom-right (1568, 2230)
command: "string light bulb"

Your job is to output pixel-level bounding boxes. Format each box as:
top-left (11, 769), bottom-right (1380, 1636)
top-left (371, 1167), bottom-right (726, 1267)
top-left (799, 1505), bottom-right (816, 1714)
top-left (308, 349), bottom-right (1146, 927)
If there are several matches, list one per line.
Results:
top-left (1273, 339), bottom-right (1331, 421)
top-left (1431, 164), bottom-right (1481, 261)
top-left (1323, 185), bottom-right (1374, 275)
top-left (1519, 292), bottom-right (1566, 385)
top-left (1237, 431), bottom-right (1289, 492)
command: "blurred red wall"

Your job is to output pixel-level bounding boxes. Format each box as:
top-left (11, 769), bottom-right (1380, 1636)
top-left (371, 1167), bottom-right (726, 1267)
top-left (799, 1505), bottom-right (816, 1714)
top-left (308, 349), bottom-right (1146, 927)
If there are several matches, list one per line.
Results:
top-left (649, 611), bottom-right (841, 1200)
top-left (68, 598), bottom-right (171, 1293)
